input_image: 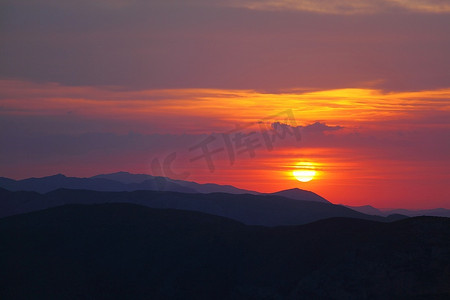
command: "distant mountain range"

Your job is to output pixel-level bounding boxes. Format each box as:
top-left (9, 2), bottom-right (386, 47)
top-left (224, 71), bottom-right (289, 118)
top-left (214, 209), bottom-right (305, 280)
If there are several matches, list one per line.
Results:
top-left (1, 203), bottom-right (449, 299)
top-left (1, 172), bottom-right (448, 220)
top-left (0, 172), bottom-right (259, 195)
top-left (0, 173), bottom-right (196, 194)
top-left (346, 205), bottom-right (450, 218)
top-left (0, 172), bottom-right (327, 202)
top-left (1, 173), bottom-right (448, 298)
top-left (0, 188), bottom-right (406, 226)
top-left (93, 172), bottom-right (260, 195)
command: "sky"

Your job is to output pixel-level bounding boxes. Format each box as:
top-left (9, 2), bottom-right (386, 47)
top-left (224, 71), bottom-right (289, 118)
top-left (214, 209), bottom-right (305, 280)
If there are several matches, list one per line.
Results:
top-left (1, 0), bottom-right (449, 209)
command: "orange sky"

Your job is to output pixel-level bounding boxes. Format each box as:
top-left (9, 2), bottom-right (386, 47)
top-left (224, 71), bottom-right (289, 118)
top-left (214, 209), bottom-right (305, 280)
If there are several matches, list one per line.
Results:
top-left (1, 80), bottom-right (449, 209)
top-left (0, 0), bottom-right (449, 209)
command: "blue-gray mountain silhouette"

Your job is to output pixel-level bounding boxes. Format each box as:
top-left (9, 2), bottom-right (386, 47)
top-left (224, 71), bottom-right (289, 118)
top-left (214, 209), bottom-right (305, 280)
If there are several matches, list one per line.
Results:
top-left (346, 204), bottom-right (450, 218)
top-left (0, 173), bottom-right (258, 195)
top-left (270, 188), bottom-right (330, 203)
top-left (93, 171), bottom-right (260, 194)
top-left (0, 174), bottom-right (195, 194)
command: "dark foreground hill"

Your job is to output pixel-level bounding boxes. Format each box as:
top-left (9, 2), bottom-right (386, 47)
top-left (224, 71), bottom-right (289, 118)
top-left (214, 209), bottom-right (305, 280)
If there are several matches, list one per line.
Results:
top-left (0, 204), bottom-right (449, 299)
top-left (0, 188), bottom-right (405, 226)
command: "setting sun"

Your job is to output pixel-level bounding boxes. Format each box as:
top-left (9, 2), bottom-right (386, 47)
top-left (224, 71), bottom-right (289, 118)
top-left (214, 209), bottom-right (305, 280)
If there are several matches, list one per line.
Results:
top-left (293, 170), bottom-right (316, 182)
top-left (292, 161), bottom-right (319, 183)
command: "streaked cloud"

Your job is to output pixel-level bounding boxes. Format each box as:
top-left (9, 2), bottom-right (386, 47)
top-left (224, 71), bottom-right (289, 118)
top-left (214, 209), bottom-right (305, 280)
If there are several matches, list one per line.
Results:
top-left (231, 0), bottom-right (450, 14)
top-left (1, 80), bottom-right (449, 133)
top-left (1, 1), bottom-right (449, 91)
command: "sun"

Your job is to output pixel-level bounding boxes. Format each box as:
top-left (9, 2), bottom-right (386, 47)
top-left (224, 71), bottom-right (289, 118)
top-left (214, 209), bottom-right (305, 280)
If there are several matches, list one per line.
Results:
top-left (292, 161), bottom-right (318, 182)
top-left (293, 169), bottom-right (316, 182)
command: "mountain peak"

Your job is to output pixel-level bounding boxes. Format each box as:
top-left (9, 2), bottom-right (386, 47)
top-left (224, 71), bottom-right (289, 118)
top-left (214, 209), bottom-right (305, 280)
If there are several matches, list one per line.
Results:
top-left (109, 171), bottom-right (132, 175)
top-left (271, 188), bottom-right (330, 203)
top-left (90, 172), bottom-right (155, 184)
top-left (283, 188), bottom-right (308, 192)
top-left (47, 174), bottom-right (67, 178)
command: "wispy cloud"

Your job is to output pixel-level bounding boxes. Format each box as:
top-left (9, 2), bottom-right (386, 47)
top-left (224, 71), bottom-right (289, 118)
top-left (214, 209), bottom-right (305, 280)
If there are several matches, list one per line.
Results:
top-left (231, 0), bottom-right (450, 14)
top-left (1, 80), bottom-right (449, 133)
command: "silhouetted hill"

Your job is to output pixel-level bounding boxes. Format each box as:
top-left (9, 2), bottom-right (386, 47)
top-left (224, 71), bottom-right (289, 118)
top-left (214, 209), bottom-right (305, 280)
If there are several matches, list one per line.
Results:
top-left (383, 208), bottom-right (450, 218)
top-left (345, 205), bottom-right (450, 218)
top-left (0, 204), bottom-right (448, 299)
top-left (271, 188), bottom-right (330, 203)
top-left (170, 178), bottom-right (259, 194)
top-left (344, 204), bottom-right (384, 215)
top-left (0, 174), bottom-right (195, 194)
top-left (91, 171), bottom-right (157, 184)
top-left (0, 188), bottom-right (406, 226)
top-left (93, 172), bottom-right (259, 194)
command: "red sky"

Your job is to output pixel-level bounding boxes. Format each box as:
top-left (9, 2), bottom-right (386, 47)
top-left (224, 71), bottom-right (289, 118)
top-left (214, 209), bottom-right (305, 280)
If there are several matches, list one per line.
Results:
top-left (0, 0), bottom-right (449, 209)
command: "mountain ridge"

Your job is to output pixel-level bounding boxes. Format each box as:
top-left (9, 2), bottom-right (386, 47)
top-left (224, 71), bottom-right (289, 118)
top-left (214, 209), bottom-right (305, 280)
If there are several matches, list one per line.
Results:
top-left (0, 188), bottom-right (407, 226)
top-left (0, 173), bottom-right (329, 203)
top-left (346, 204), bottom-right (450, 218)
top-left (93, 171), bottom-right (260, 195)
